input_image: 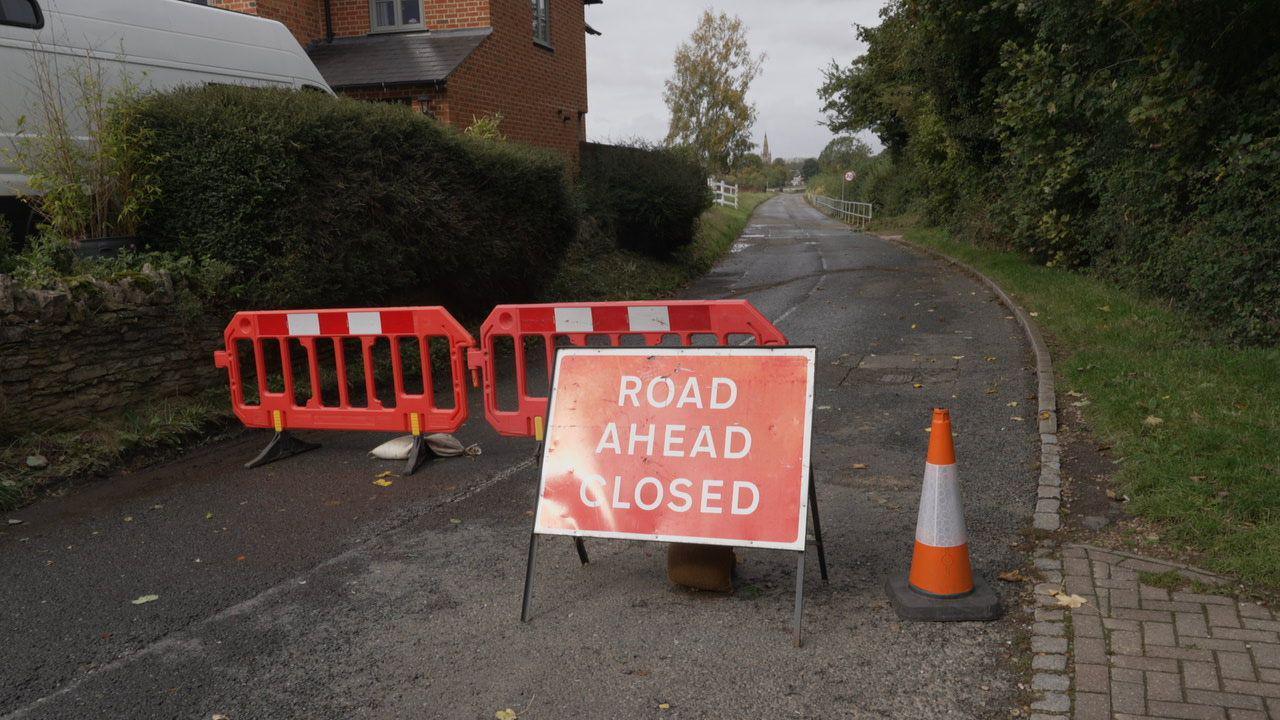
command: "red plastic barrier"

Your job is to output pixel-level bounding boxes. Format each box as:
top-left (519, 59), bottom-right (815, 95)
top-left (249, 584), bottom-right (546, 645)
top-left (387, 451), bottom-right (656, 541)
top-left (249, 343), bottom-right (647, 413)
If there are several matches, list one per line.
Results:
top-left (467, 300), bottom-right (786, 438)
top-left (213, 307), bottom-right (474, 470)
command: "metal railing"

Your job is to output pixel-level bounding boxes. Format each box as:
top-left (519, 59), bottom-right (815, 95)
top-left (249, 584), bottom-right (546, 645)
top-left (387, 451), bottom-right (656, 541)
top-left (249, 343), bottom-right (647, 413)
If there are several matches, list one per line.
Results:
top-left (807, 193), bottom-right (873, 229)
top-left (708, 178), bottom-right (739, 209)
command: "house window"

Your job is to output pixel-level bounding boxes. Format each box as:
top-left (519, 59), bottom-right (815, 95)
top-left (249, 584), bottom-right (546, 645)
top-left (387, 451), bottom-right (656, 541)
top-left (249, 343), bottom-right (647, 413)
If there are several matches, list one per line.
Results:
top-left (531, 0), bottom-right (550, 46)
top-left (370, 0), bottom-right (422, 31)
top-left (0, 0), bottom-right (43, 28)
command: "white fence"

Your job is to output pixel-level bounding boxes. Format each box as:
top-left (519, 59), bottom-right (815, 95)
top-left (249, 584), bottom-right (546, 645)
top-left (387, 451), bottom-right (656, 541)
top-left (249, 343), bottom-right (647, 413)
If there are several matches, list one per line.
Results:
top-left (708, 178), bottom-right (739, 209)
top-left (808, 193), bottom-right (872, 229)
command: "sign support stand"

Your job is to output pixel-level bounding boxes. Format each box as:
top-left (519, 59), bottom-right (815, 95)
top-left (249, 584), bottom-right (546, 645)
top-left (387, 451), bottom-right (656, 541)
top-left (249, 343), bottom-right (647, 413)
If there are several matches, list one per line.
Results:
top-left (792, 469), bottom-right (829, 647)
top-left (522, 466), bottom-right (831, 646)
top-left (521, 346), bottom-right (827, 647)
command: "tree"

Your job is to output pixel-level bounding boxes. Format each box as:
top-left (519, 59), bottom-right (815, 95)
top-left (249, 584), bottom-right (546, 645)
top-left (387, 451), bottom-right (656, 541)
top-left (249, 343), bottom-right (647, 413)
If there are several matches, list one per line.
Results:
top-left (818, 136), bottom-right (872, 173)
top-left (663, 10), bottom-right (765, 174)
top-left (800, 158), bottom-right (820, 179)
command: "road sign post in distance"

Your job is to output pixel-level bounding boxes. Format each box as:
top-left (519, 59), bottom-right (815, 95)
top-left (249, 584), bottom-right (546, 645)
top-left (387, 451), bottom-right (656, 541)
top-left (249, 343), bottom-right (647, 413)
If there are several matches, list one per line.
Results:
top-left (520, 346), bottom-right (828, 646)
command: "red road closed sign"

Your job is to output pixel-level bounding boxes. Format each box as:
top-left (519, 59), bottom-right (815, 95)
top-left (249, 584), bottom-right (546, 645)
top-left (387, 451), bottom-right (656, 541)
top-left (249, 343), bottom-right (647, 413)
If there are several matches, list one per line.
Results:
top-left (534, 347), bottom-right (816, 550)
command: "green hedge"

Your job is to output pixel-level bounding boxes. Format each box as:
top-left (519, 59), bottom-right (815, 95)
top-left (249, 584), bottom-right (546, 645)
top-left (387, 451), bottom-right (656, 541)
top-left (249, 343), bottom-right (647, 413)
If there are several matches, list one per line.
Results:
top-left (579, 142), bottom-right (711, 258)
top-left (132, 86), bottom-right (577, 314)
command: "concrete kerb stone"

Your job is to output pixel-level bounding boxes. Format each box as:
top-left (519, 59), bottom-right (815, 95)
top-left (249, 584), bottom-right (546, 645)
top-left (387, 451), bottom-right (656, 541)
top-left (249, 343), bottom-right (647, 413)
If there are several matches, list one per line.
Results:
top-left (878, 234), bottom-right (1069, 715)
top-left (878, 235), bottom-right (1062, 529)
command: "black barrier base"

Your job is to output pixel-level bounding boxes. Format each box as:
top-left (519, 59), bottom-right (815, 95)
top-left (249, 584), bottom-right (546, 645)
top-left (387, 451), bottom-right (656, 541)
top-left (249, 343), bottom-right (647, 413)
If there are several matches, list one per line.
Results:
top-left (245, 431), bottom-right (319, 469)
top-left (403, 435), bottom-right (443, 476)
top-left (884, 574), bottom-right (1003, 622)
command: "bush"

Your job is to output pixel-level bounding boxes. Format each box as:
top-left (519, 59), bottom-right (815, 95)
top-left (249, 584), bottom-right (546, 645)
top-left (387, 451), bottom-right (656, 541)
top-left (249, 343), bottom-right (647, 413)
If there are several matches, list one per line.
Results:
top-left (131, 86), bottom-right (578, 314)
top-left (579, 142), bottom-right (711, 258)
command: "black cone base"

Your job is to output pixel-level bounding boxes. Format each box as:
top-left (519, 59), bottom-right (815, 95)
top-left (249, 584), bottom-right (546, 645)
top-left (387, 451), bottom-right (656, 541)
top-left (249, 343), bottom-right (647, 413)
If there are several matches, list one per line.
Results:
top-left (885, 574), bottom-right (1003, 622)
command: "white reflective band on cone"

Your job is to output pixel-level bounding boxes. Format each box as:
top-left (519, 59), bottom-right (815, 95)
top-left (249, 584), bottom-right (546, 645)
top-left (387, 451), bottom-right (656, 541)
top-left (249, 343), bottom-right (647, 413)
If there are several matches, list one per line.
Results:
top-left (914, 462), bottom-right (967, 548)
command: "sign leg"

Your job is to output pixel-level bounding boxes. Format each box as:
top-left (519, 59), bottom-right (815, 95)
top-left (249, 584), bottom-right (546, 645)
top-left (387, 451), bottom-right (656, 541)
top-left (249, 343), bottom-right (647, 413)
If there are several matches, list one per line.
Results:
top-left (520, 532), bottom-right (538, 622)
top-left (574, 537), bottom-right (590, 565)
top-left (793, 550), bottom-right (806, 648)
top-left (808, 471), bottom-right (829, 583)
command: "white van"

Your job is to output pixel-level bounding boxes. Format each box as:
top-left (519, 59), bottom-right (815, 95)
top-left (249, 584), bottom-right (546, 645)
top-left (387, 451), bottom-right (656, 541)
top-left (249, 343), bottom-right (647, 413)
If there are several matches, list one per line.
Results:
top-left (0, 0), bottom-right (333, 241)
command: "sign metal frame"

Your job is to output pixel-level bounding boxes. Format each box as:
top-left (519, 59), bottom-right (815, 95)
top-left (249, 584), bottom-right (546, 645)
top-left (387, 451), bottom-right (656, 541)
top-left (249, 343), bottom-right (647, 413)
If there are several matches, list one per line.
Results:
top-left (519, 345), bottom-right (829, 646)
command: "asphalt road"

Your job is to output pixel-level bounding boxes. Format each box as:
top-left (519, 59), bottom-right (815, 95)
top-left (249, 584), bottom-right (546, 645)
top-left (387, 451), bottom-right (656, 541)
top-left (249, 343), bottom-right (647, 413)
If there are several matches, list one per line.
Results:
top-left (0, 194), bottom-right (1038, 719)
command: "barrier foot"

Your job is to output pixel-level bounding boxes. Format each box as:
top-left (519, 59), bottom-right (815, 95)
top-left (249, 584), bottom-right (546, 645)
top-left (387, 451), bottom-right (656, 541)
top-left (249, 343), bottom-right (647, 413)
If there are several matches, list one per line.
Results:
top-left (245, 431), bottom-right (319, 469)
top-left (404, 435), bottom-right (440, 476)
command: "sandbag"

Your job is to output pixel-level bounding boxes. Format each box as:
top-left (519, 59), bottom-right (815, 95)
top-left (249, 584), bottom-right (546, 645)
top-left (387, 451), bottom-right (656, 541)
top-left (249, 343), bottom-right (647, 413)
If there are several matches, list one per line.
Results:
top-left (667, 542), bottom-right (736, 593)
top-left (369, 434), bottom-right (480, 460)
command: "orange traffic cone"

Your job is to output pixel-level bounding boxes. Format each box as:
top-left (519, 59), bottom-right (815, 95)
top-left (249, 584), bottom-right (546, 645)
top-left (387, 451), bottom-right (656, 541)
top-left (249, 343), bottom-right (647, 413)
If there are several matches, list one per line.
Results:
top-left (886, 409), bottom-right (1002, 621)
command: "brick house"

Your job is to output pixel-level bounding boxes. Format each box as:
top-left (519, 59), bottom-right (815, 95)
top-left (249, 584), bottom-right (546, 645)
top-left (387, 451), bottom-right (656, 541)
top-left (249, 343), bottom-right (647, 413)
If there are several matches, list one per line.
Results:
top-left (202, 0), bottom-right (600, 161)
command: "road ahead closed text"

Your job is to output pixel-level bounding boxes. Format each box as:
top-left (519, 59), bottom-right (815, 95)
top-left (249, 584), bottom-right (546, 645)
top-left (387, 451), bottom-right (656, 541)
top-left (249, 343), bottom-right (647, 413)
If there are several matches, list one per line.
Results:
top-left (535, 348), bottom-right (816, 549)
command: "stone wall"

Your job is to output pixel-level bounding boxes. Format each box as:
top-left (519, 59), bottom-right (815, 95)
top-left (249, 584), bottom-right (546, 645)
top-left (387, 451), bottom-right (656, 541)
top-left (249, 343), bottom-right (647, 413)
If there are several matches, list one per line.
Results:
top-left (0, 271), bottom-right (224, 431)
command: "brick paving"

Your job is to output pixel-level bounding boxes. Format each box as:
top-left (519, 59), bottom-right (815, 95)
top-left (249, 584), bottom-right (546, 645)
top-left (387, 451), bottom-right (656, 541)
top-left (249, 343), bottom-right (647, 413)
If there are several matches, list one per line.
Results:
top-left (1028, 544), bottom-right (1280, 720)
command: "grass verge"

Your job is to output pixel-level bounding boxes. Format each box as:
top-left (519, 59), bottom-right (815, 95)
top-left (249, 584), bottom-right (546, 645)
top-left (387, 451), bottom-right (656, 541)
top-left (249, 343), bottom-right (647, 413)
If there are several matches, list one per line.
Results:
top-left (544, 192), bottom-right (771, 301)
top-left (902, 227), bottom-right (1279, 592)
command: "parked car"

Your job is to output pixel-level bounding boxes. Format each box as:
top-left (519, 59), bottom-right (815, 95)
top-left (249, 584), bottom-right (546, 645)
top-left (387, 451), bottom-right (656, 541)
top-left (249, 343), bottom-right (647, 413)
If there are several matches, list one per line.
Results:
top-left (0, 0), bottom-right (333, 245)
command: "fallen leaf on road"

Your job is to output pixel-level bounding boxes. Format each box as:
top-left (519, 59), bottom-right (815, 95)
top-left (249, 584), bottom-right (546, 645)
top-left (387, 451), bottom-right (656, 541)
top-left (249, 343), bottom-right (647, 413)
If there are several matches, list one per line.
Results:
top-left (376, 470), bottom-right (397, 479)
top-left (236, 555), bottom-right (246, 561)
top-left (910, 324), bottom-right (918, 329)
top-left (123, 516), bottom-right (133, 522)
top-left (495, 710), bottom-right (517, 720)
top-left (984, 356), bottom-right (997, 362)
top-left (204, 512), bottom-right (214, 520)
top-left (1011, 416), bottom-right (1024, 422)
top-left (1007, 401), bottom-right (1019, 407)
top-left (1052, 591), bottom-right (1087, 608)
top-left (852, 463), bottom-right (869, 470)
top-left (450, 518), bottom-right (462, 524)
top-left (1143, 415), bottom-right (1164, 427)
top-left (373, 478), bottom-right (393, 487)
top-left (998, 570), bottom-right (1026, 582)
top-left (212, 714), bottom-right (230, 720)
top-left (912, 383), bottom-right (924, 389)
top-left (984, 387), bottom-right (998, 395)
top-left (131, 594), bottom-right (159, 605)
top-left (951, 355), bottom-right (965, 360)
top-left (7, 519), bottom-right (22, 525)
top-left (658, 703), bottom-right (671, 710)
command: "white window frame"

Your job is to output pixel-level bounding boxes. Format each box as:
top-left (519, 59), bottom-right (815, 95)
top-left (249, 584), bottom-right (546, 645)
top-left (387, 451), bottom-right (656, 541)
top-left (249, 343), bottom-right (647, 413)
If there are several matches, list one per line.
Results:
top-left (531, 0), bottom-right (551, 47)
top-left (369, 0), bottom-right (423, 33)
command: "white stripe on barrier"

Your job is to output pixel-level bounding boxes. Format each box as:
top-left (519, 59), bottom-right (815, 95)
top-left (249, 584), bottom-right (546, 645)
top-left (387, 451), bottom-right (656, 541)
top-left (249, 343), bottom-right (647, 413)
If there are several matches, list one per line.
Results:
top-left (554, 307), bottom-right (594, 333)
top-left (287, 313), bottom-right (320, 336)
top-left (914, 462), bottom-right (967, 547)
top-left (347, 311), bottom-right (382, 335)
top-left (627, 306), bottom-right (671, 332)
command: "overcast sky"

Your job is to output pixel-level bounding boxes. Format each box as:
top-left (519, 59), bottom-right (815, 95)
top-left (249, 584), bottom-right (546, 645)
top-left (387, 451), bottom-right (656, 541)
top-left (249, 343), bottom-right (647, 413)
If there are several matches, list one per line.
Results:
top-left (584, 0), bottom-right (886, 160)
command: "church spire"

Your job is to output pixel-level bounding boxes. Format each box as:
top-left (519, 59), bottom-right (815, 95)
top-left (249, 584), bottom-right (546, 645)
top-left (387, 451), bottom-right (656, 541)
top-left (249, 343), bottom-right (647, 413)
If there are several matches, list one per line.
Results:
top-left (761, 133), bottom-right (772, 164)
